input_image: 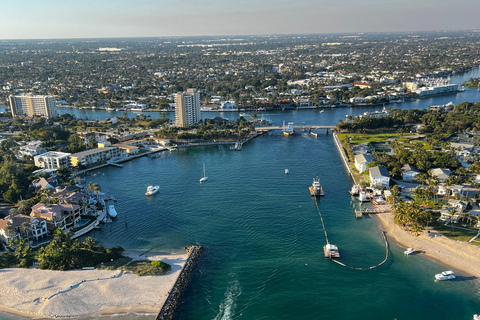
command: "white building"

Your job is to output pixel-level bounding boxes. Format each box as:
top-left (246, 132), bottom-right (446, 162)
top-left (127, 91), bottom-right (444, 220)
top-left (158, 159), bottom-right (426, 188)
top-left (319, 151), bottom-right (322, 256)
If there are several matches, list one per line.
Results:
top-left (34, 151), bottom-right (71, 169)
top-left (9, 94), bottom-right (58, 119)
top-left (354, 154), bottom-right (373, 173)
top-left (369, 166), bottom-right (391, 188)
top-left (175, 89), bottom-right (201, 127)
top-left (431, 168), bottom-right (452, 183)
top-left (401, 164), bottom-right (419, 182)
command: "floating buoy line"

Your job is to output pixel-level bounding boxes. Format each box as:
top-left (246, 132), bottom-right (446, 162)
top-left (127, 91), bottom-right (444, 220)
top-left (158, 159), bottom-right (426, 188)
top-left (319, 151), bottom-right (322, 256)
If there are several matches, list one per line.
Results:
top-left (314, 199), bottom-right (389, 271)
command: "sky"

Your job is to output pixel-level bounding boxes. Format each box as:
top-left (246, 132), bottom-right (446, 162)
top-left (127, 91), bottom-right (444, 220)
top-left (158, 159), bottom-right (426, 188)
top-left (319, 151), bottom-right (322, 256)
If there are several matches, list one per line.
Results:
top-left (1, 0), bottom-right (480, 39)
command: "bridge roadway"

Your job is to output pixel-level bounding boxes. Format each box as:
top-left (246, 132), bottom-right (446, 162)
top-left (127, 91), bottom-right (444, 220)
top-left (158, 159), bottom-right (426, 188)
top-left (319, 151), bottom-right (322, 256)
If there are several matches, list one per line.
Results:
top-left (255, 125), bottom-right (336, 132)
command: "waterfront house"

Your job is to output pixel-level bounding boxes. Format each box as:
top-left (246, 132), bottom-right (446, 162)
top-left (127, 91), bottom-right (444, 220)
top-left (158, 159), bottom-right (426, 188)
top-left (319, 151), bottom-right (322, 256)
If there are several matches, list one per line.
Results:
top-left (30, 203), bottom-right (82, 232)
top-left (438, 200), bottom-right (467, 222)
top-left (354, 154), bottom-right (374, 173)
top-left (31, 177), bottom-right (57, 192)
top-left (431, 168), bottom-right (452, 183)
top-left (369, 166), bottom-right (391, 188)
top-left (401, 164), bottom-right (419, 182)
top-left (0, 214), bottom-right (48, 243)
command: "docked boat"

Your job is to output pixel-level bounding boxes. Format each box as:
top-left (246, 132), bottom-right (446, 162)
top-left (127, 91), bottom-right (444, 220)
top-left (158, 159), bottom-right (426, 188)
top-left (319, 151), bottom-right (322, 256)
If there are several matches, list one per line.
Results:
top-left (404, 248), bottom-right (416, 255)
top-left (435, 270), bottom-right (455, 281)
top-left (108, 204), bottom-right (118, 218)
top-left (323, 243), bottom-right (340, 258)
top-left (309, 177), bottom-right (325, 197)
top-left (357, 191), bottom-right (370, 202)
top-left (145, 185), bottom-right (160, 196)
top-left (349, 184), bottom-right (359, 196)
top-left (200, 163), bottom-right (208, 183)
top-left (371, 196), bottom-right (386, 205)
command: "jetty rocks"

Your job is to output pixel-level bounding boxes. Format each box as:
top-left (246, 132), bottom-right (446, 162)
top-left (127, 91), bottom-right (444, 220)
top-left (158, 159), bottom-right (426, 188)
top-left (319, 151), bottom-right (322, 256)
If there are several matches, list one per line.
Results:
top-left (156, 245), bottom-right (204, 320)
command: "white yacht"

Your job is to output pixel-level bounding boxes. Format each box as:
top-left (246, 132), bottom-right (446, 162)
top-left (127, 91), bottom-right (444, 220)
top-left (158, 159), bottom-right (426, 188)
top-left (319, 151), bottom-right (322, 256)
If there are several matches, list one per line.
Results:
top-left (285, 169), bottom-right (289, 175)
top-left (357, 191), bottom-right (369, 202)
top-left (145, 185), bottom-right (160, 196)
top-left (200, 163), bottom-right (208, 183)
top-left (404, 248), bottom-right (416, 255)
top-left (435, 270), bottom-right (455, 281)
top-left (108, 204), bottom-right (118, 218)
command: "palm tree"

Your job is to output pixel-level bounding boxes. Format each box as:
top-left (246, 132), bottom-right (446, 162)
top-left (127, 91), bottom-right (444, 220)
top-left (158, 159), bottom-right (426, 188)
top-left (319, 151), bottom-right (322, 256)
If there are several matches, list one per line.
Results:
top-left (20, 222), bottom-right (31, 247)
top-left (5, 224), bottom-right (17, 240)
top-left (448, 209), bottom-right (457, 235)
top-left (17, 200), bottom-right (31, 216)
top-left (83, 237), bottom-right (98, 251)
top-left (8, 208), bottom-right (19, 216)
top-left (87, 182), bottom-right (101, 199)
top-left (411, 224), bottom-right (422, 236)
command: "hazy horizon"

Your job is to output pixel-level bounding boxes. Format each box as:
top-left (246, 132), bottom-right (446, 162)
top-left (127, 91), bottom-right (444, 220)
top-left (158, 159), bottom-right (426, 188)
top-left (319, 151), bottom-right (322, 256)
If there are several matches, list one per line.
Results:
top-left (1, 0), bottom-right (480, 40)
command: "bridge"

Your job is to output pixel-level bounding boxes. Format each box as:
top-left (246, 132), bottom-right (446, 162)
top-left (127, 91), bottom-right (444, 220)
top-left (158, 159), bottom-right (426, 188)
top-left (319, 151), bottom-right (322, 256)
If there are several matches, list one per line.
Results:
top-left (255, 124), bottom-right (337, 132)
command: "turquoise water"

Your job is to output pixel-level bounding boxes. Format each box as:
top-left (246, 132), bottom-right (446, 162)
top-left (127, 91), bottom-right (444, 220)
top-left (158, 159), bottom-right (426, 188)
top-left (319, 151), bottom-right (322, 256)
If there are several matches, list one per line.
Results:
top-left (4, 131), bottom-right (474, 320)
top-left (0, 70), bottom-right (480, 320)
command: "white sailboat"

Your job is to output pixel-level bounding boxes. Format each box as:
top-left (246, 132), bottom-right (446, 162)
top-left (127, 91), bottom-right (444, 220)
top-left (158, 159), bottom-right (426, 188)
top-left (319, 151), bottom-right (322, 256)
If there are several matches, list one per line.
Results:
top-left (200, 163), bottom-right (208, 183)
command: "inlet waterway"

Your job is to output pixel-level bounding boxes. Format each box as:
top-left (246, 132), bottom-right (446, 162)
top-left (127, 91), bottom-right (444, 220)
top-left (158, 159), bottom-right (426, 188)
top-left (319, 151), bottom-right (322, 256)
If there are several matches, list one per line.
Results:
top-left (0, 70), bottom-right (480, 320)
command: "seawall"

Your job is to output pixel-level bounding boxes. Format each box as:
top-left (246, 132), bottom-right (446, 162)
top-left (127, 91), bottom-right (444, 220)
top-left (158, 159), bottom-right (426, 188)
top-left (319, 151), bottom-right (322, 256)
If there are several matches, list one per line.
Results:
top-left (332, 132), bottom-right (356, 185)
top-left (155, 245), bottom-right (204, 320)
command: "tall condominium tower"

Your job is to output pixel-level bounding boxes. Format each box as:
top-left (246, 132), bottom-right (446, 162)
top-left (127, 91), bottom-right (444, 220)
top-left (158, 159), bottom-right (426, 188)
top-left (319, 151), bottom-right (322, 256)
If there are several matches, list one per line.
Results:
top-left (9, 94), bottom-right (58, 119)
top-left (175, 89), bottom-right (200, 127)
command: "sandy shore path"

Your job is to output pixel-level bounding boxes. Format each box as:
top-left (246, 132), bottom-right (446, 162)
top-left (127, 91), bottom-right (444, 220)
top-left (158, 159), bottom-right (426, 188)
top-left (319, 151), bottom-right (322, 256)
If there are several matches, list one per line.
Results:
top-left (373, 210), bottom-right (480, 278)
top-left (0, 250), bottom-right (188, 319)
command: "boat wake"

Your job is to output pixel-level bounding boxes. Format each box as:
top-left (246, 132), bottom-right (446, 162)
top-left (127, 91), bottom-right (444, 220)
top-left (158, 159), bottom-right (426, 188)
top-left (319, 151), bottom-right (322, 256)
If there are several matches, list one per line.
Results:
top-left (214, 279), bottom-right (242, 320)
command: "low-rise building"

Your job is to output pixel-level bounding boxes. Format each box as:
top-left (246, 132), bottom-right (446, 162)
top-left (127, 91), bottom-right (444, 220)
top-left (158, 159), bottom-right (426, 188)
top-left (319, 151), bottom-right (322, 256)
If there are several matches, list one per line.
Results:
top-left (34, 151), bottom-right (71, 169)
top-left (431, 168), bottom-right (452, 183)
top-left (401, 164), bottom-right (419, 182)
top-left (354, 154), bottom-right (374, 173)
top-left (369, 166), bottom-right (391, 188)
top-left (30, 203), bottom-right (83, 231)
top-left (0, 214), bottom-right (48, 243)
top-left (70, 147), bottom-right (126, 167)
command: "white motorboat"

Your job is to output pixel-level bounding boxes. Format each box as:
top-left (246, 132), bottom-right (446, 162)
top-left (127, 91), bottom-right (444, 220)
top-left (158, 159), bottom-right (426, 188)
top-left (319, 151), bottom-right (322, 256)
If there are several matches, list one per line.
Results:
top-left (349, 184), bottom-right (359, 196)
top-left (145, 185), bottom-right (160, 196)
top-left (200, 163), bottom-right (208, 183)
top-left (435, 270), bottom-right (455, 281)
top-left (285, 169), bottom-right (289, 174)
top-left (473, 314), bottom-right (480, 320)
top-left (357, 191), bottom-right (369, 202)
top-left (404, 248), bottom-right (416, 255)
top-left (108, 204), bottom-right (118, 218)
top-left (323, 243), bottom-right (340, 258)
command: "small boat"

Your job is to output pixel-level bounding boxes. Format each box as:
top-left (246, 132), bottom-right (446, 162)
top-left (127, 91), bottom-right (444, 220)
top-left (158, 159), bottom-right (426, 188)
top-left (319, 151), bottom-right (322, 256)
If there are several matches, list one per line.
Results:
top-left (404, 248), bottom-right (416, 255)
top-left (200, 163), bottom-right (208, 183)
top-left (349, 184), bottom-right (359, 196)
top-left (435, 270), bottom-right (455, 281)
top-left (474, 314), bottom-right (480, 320)
top-left (357, 191), bottom-right (369, 202)
top-left (323, 243), bottom-right (340, 258)
top-left (319, 110), bottom-right (325, 113)
top-left (309, 177), bottom-right (325, 197)
top-left (285, 169), bottom-right (289, 175)
top-left (145, 185), bottom-right (160, 196)
top-left (108, 204), bottom-right (118, 218)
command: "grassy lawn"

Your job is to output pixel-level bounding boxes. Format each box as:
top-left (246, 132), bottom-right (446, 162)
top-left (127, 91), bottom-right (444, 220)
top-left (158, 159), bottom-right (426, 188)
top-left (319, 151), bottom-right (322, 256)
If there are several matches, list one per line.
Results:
top-left (338, 132), bottom-right (414, 145)
top-left (122, 260), bottom-right (172, 276)
top-left (430, 220), bottom-right (479, 245)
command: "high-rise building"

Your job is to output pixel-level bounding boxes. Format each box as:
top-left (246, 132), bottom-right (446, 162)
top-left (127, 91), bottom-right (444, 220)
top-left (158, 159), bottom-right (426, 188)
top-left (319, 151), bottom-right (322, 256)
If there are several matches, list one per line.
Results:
top-left (175, 89), bottom-right (200, 127)
top-left (9, 94), bottom-right (58, 119)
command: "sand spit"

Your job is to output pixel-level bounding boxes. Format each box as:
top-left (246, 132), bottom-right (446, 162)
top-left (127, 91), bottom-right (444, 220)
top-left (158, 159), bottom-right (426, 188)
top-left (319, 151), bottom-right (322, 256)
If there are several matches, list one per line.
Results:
top-left (0, 251), bottom-right (188, 319)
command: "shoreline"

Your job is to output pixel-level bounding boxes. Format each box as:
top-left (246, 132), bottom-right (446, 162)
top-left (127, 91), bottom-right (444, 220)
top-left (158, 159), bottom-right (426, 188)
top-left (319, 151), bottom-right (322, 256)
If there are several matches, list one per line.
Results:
top-left (332, 132), bottom-right (480, 278)
top-left (0, 250), bottom-right (189, 319)
top-left (372, 210), bottom-right (480, 278)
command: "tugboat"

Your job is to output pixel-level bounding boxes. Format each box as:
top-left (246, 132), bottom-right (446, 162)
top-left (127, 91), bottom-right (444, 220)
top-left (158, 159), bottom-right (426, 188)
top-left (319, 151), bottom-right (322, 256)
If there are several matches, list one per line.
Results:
top-left (309, 177), bottom-right (325, 197)
top-left (323, 243), bottom-right (340, 258)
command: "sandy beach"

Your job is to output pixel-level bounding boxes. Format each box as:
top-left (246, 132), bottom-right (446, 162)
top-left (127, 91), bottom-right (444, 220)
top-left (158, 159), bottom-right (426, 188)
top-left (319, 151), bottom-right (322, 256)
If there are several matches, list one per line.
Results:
top-left (0, 250), bottom-right (188, 319)
top-left (373, 209), bottom-right (480, 278)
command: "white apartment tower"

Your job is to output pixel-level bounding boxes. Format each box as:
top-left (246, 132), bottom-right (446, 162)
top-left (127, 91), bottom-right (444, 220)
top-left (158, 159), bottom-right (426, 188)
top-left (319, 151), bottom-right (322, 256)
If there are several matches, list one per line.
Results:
top-left (9, 94), bottom-right (58, 119)
top-left (175, 89), bottom-right (200, 127)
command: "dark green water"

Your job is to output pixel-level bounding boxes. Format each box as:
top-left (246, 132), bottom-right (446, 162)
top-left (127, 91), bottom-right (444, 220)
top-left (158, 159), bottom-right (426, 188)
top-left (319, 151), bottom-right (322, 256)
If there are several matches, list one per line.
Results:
top-left (1, 132), bottom-right (480, 320)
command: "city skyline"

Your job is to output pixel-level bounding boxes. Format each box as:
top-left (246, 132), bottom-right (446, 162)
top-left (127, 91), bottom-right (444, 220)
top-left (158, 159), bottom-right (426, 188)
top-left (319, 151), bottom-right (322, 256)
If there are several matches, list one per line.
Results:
top-left (1, 0), bottom-right (480, 40)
